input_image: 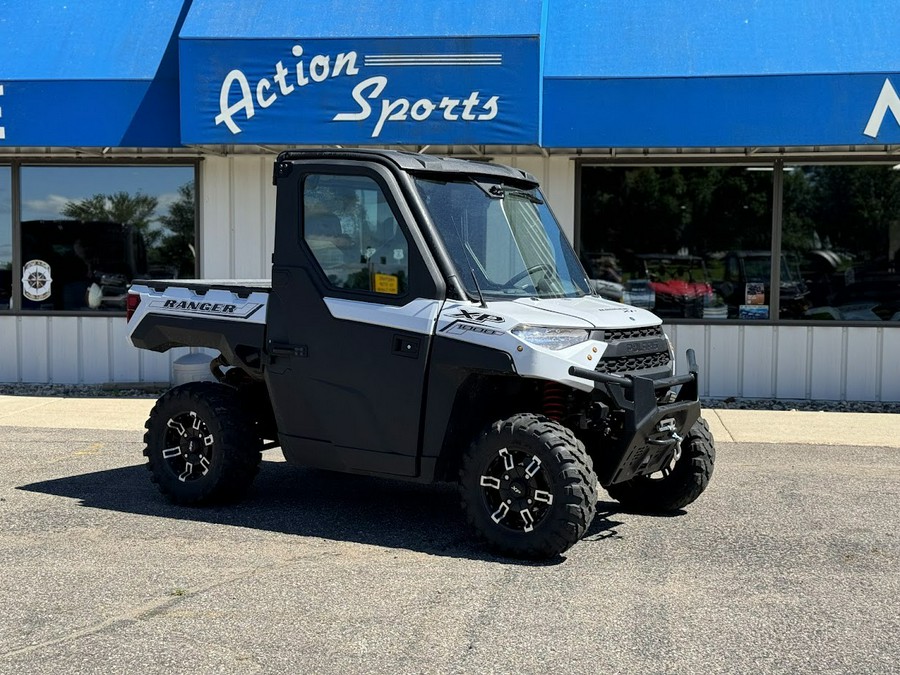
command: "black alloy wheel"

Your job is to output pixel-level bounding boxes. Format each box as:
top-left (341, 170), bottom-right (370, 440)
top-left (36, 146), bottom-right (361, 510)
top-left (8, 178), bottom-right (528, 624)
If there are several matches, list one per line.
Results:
top-left (161, 411), bottom-right (216, 484)
top-left (478, 446), bottom-right (556, 534)
top-left (143, 382), bottom-right (262, 505)
top-left (460, 413), bottom-right (597, 559)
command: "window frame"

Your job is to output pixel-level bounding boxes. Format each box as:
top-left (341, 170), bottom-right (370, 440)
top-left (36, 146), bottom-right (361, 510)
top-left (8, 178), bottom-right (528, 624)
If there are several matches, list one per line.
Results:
top-left (1, 158), bottom-right (199, 316)
top-left (575, 156), bottom-right (900, 327)
top-left (298, 166), bottom-right (417, 303)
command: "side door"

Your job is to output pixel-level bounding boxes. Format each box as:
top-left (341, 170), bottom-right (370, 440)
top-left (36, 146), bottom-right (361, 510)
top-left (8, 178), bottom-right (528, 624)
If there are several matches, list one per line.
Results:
top-left (264, 161), bottom-right (445, 478)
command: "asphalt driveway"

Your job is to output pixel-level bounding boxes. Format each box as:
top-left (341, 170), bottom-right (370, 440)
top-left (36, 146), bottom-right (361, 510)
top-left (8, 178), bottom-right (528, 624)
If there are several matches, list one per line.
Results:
top-left (0, 416), bottom-right (898, 673)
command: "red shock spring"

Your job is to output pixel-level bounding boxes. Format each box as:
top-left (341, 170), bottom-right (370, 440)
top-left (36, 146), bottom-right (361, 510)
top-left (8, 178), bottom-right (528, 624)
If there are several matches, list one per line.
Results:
top-left (542, 382), bottom-right (566, 421)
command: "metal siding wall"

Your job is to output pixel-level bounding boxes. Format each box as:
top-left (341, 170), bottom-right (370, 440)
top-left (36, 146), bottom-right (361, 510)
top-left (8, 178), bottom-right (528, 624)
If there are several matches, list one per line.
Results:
top-left (231, 155), bottom-right (267, 279)
top-left (200, 157), bottom-right (233, 279)
top-left (109, 317), bottom-right (140, 382)
top-left (549, 157), bottom-right (577, 243)
top-left (0, 317), bottom-right (19, 381)
top-left (140, 348), bottom-right (172, 384)
top-left (200, 155), bottom-right (277, 280)
top-left (774, 326), bottom-right (808, 399)
top-left (738, 326), bottom-right (774, 397)
top-left (809, 327), bottom-right (844, 400)
top-left (80, 317), bottom-right (111, 384)
top-left (882, 328), bottom-right (900, 401)
top-left (19, 316), bottom-right (49, 383)
top-left (706, 324), bottom-right (741, 398)
top-left (845, 327), bottom-right (880, 401)
top-left (48, 316), bottom-right (80, 383)
top-left (666, 324), bottom-right (707, 395)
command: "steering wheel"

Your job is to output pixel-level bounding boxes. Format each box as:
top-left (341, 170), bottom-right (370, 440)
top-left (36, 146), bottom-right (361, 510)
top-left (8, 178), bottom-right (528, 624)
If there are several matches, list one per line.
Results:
top-left (505, 262), bottom-right (555, 288)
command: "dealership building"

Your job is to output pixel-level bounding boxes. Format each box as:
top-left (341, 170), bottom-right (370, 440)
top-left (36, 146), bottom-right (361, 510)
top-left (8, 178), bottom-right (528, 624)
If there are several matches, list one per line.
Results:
top-left (1, 0), bottom-right (899, 401)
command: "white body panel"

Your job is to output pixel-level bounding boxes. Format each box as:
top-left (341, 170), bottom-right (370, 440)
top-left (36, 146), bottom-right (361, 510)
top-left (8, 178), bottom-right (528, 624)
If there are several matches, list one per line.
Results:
top-left (434, 297), bottom-right (663, 392)
top-left (125, 283), bottom-right (270, 346)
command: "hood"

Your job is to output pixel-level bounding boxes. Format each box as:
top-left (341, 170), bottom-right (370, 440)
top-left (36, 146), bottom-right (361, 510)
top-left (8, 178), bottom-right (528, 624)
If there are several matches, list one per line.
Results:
top-left (503, 295), bottom-right (660, 329)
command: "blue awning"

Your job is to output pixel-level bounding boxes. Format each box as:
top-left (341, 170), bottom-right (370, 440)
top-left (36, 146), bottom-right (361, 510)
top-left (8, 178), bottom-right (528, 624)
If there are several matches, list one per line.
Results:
top-left (542, 1), bottom-right (900, 148)
top-left (179, 0), bottom-right (542, 145)
top-left (0, 1), bottom-right (189, 148)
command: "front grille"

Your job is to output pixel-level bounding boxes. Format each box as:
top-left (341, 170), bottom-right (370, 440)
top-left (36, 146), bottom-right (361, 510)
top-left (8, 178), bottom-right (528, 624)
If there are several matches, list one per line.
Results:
top-left (603, 325), bottom-right (663, 341)
top-left (596, 324), bottom-right (670, 374)
top-left (596, 351), bottom-right (671, 374)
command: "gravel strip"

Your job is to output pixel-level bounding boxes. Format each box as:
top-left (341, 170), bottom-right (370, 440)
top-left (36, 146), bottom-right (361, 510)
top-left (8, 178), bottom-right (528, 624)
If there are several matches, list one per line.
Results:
top-left (702, 396), bottom-right (900, 414)
top-left (0, 383), bottom-right (168, 399)
top-left (0, 383), bottom-right (897, 413)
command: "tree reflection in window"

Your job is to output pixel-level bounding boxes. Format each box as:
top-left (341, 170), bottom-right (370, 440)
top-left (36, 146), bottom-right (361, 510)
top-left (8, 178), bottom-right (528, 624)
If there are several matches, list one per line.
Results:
top-left (19, 165), bottom-right (195, 312)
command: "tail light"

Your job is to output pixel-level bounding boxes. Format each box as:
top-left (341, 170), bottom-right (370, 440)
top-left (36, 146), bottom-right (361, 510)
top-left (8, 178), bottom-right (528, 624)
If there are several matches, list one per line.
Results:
top-left (126, 292), bottom-right (141, 322)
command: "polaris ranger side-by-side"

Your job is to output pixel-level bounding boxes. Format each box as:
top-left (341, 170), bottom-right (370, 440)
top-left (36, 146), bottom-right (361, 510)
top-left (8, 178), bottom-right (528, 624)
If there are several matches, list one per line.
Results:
top-left (126, 150), bottom-right (715, 559)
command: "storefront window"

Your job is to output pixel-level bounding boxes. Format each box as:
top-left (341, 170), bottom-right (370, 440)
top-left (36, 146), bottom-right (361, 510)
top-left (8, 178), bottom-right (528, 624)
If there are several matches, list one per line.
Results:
top-left (0, 166), bottom-right (11, 309)
top-left (783, 165), bottom-right (900, 322)
top-left (580, 166), bottom-right (773, 320)
top-left (19, 165), bottom-right (195, 312)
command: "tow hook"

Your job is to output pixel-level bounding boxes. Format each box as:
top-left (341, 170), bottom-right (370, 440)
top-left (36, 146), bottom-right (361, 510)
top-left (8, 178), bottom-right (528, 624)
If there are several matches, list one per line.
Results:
top-left (657, 418), bottom-right (677, 435)
top-left (649, 418), bottom-right (684, 454)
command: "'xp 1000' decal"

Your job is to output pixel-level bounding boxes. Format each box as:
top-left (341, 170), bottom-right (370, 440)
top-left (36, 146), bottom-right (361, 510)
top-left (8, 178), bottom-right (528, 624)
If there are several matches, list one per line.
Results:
top-left (440, 321), bottom-right (504, 337)
top-left (148, 299), bottom-right (263, 319)
top-left (215, 45), bottom-right (503, 139)
top-left (449, 310), bottom-right (505, 323)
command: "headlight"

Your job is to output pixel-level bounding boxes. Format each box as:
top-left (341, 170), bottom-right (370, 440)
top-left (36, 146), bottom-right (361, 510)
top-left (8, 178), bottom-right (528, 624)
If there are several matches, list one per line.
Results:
top-left (510, 325), bottom-right (590, 350)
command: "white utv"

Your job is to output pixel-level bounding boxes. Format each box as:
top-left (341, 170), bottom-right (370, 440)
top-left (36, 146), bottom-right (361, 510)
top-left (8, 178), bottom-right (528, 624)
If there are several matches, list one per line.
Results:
top-left (126, 150), bottom-right (715, 559)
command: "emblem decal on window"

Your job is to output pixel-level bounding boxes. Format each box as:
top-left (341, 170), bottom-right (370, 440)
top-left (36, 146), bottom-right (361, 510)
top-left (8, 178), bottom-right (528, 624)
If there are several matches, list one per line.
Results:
top-left (21, 259), bottom-right (53, 302)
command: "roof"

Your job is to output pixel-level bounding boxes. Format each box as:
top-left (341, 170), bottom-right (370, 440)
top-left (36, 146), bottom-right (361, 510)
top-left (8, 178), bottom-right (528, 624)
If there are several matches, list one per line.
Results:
top-left (277, 149), bottom-right (538, 184)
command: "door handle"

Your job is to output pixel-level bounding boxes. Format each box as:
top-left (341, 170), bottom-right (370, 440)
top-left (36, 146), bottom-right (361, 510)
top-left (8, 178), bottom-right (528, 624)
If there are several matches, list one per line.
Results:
top-left (392, 335), bottom-right (420, 358)
top-left (267, 341), bottom-right (308, 357)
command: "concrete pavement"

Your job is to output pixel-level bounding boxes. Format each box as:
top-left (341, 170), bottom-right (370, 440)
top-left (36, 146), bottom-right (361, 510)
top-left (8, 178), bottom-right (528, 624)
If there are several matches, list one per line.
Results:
top-left (0, 394), bottom-right (897, 446)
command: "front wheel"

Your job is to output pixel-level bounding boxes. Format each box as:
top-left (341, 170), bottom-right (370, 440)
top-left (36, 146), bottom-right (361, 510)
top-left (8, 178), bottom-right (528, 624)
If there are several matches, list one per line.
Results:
top-left (606, 417), bottom-right (715, 512)
top-left (460, 413), bottom-right (598, 559)
top-left (143, 382), bottom-right (262, 505)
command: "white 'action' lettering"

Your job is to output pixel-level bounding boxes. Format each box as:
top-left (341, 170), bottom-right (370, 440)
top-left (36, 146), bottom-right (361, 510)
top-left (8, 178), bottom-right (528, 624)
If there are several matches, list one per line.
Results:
top-left (214, 44), bottom-right (502, 138)
top-left (256, 78), bottom-right (276, 108)
top-left (215, 70), bottom-right (254, 134)
top-left (216, 45), bottom-right (360, 133)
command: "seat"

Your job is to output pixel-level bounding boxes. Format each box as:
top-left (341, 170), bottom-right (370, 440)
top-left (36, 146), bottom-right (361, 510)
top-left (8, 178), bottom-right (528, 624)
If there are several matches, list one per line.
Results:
top-left (305, 213), bottom-right (346, 268)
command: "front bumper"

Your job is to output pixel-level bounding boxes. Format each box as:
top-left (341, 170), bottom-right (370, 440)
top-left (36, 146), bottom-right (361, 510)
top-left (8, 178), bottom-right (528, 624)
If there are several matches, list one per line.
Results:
top-left (569, 350), bottom-right (702, 486)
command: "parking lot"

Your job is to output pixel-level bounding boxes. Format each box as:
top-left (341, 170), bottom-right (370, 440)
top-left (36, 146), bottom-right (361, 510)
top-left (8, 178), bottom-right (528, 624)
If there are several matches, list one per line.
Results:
top-left (1, 401), bottom-right (899, 674)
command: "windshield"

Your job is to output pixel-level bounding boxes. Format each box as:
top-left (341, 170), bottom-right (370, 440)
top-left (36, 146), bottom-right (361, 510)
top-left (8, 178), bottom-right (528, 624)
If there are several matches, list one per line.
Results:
top-left (744, 254), bottom-right (797, 284)
top-left (414, 177), bottom-right (590, 299)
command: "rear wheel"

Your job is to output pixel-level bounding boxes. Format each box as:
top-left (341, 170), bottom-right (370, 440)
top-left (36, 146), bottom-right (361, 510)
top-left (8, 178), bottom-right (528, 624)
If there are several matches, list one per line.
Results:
top-left (460, 413), bottom-right (597, 559)
top-left (143, 382), bottom-right (262, 505)
top-left (606, 417), bottom-right (715, 512)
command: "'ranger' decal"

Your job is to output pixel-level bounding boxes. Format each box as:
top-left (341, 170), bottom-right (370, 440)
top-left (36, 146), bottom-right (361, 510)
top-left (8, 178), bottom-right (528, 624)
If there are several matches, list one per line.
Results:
top-left (149, 299), bottom-right (263, 319)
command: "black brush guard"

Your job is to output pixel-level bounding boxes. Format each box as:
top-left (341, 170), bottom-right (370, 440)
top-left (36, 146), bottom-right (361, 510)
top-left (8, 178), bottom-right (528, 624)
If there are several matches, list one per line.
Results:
top-left (569, 349), bottom-right (701, 486)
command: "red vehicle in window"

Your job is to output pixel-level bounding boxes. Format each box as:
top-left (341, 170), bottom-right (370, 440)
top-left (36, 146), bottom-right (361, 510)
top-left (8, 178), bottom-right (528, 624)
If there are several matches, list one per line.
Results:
top-left (631, 254), bottom-right (714, 318)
